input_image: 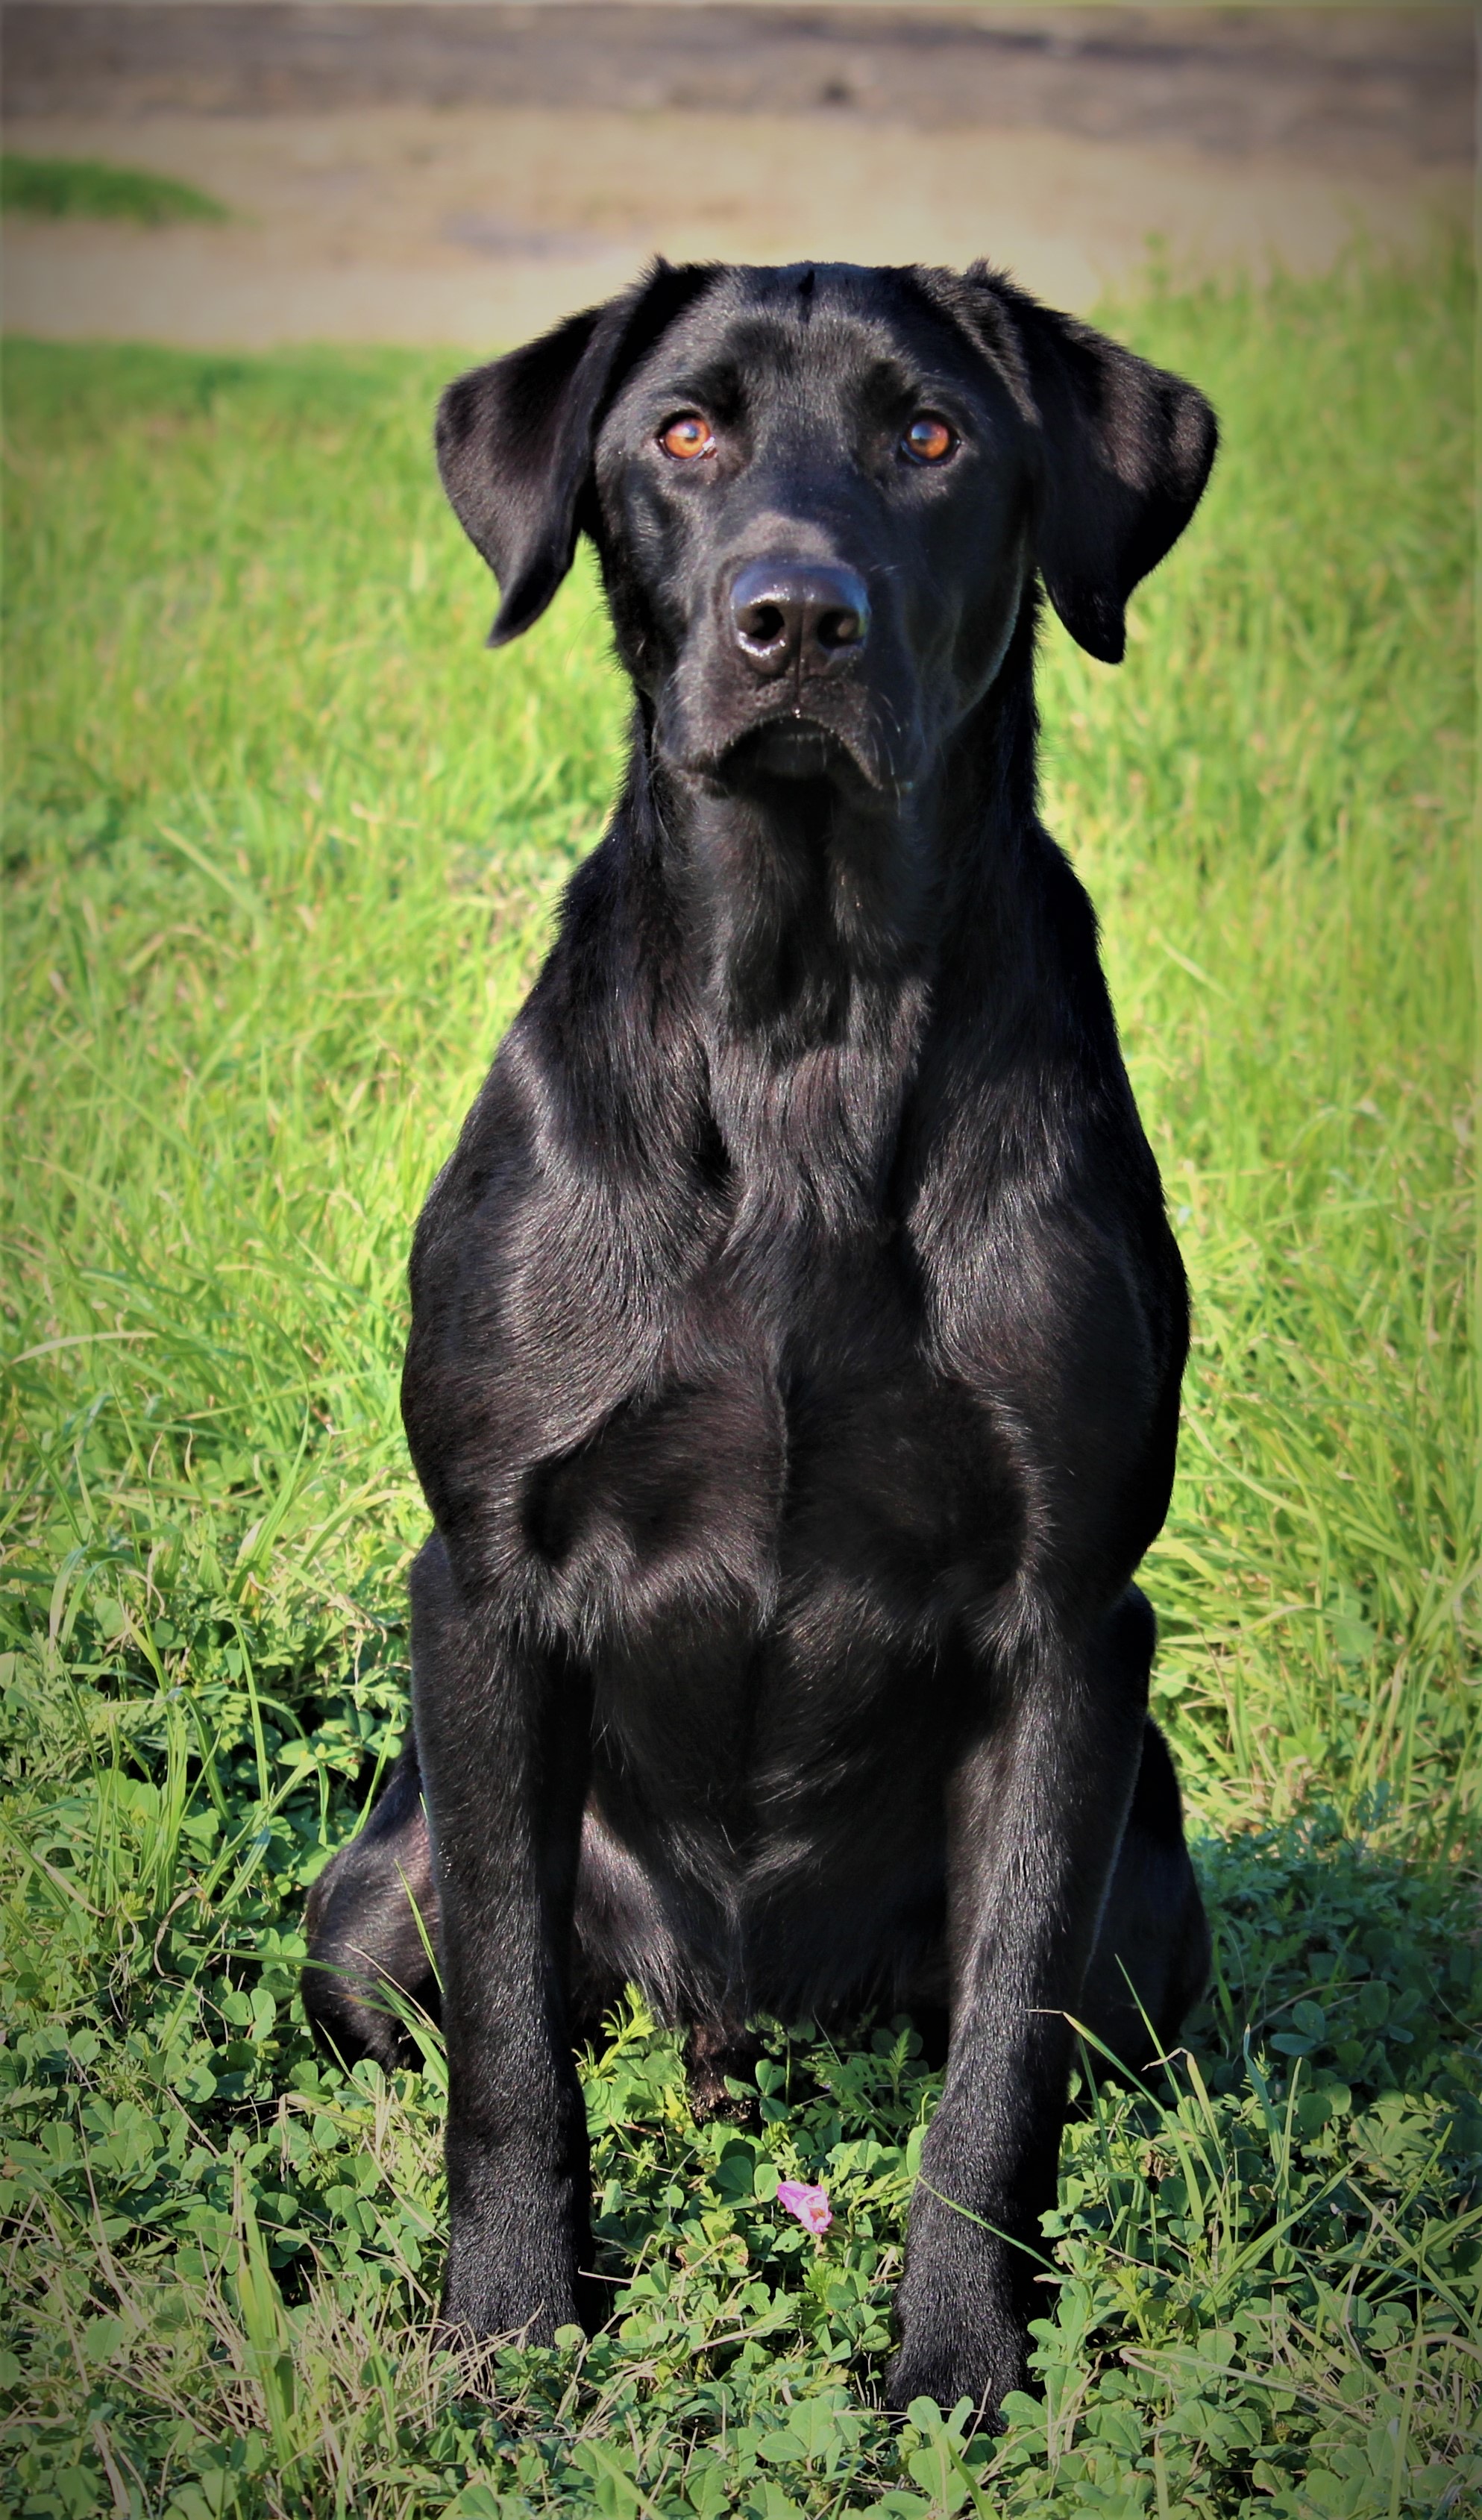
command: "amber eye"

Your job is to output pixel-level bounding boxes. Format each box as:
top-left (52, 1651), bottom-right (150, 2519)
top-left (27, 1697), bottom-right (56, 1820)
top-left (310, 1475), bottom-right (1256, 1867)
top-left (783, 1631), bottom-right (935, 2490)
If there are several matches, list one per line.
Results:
top-left (902, 414), bottom-right (955, 465)
top-left (659, 413), bottom-right (715, 461)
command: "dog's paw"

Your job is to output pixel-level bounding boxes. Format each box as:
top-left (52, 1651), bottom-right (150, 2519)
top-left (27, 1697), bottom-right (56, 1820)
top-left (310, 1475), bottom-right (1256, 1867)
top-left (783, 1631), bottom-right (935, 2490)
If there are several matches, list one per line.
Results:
top-left (684, 2023), bottom-right (761, 2128)
top-left (434, 2281), bottom-right (580, 2360)
top-left (887, 2244), bottom-right (1029, 2427)
top-left (697, 2090), bottom-right (760, 2129)
top-left (885, 2318), bottom-right (1028, 2428)
top-left (437, 2232), bottom-right (585, 2356)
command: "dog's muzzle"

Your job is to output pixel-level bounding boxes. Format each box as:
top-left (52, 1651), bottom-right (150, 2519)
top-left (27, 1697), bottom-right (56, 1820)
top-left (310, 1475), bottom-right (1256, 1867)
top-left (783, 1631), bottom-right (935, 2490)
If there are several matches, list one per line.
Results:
top-left (657, 559), bottom-right (919, 794)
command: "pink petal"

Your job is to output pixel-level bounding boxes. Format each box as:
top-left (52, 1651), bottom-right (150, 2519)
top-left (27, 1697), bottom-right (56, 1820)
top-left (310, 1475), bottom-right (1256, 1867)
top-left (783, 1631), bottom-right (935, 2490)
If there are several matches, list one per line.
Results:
top-left (776, 2180), bottom-right (832, 2233)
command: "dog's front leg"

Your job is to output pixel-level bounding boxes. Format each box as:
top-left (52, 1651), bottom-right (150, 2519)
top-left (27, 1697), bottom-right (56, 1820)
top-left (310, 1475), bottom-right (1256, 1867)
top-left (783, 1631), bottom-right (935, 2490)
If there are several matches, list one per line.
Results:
top-left (889, 1587), bottom-right (1153, 2422)
top-left (410, 1534), bottom-right (594, 2349)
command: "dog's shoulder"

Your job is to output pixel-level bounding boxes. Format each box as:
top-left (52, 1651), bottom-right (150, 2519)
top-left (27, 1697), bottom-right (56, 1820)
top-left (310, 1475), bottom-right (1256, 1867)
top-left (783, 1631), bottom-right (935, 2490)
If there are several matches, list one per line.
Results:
top-left (407, 804), bottom-right (714, 1325)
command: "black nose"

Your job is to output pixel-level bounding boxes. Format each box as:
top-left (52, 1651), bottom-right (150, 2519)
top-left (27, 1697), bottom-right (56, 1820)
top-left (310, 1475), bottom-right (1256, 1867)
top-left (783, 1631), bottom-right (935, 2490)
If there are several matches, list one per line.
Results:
top-left (729, 562), bottom-right (871, 674)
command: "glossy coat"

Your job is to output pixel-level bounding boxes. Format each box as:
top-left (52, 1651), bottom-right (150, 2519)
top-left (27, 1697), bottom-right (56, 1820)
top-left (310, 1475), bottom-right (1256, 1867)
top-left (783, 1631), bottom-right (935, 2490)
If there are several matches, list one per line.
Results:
top-left (304, 258), bottom-right (1216, 2422)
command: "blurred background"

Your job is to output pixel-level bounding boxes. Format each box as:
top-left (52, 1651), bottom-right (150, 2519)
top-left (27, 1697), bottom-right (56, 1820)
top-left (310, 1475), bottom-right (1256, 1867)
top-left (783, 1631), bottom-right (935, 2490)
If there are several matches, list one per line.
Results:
top-left (1, 1), bottom-right (1472, 348)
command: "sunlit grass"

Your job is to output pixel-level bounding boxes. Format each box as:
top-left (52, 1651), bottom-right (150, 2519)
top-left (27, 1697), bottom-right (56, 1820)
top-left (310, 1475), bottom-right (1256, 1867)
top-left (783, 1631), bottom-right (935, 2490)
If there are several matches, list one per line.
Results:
top-left (1, 237), bottom-right (1477, 2516)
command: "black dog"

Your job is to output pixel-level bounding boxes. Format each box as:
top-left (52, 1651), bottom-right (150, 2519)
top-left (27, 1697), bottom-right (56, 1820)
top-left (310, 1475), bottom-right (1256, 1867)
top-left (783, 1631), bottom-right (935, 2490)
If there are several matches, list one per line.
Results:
top-left (304, 257), bottom-right (1216, 2422)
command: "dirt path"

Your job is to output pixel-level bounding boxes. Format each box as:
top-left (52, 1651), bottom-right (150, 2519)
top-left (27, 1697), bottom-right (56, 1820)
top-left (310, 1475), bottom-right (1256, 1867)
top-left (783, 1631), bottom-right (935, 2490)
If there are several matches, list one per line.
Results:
top-left (2, 4), bottom-right (1470, 347)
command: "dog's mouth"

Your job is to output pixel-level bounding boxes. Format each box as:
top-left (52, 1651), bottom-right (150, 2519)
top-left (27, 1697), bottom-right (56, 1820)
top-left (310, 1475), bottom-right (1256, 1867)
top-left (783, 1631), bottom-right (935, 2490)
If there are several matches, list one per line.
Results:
top-left (673, 707), bottom-right (899, 799)
top-left (729, 717), bottom-right (855, 782)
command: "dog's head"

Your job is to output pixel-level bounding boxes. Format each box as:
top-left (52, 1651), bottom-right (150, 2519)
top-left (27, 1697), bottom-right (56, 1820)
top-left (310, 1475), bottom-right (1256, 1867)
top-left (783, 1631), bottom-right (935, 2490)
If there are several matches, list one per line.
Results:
top-left (437, 260), bottom-right (1215, 800)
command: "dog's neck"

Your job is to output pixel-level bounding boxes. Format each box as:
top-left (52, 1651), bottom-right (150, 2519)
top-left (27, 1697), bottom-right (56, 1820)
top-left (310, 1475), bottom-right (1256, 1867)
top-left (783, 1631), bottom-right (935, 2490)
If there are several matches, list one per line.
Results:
top-left (641, 602), bottom-right (1040, 1013)
top-left (627, 604), bottom-right (1043, 1241)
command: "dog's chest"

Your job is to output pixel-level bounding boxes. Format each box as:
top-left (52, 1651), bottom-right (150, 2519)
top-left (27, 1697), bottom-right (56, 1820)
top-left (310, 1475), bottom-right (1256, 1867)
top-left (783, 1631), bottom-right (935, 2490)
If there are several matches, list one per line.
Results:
top-left (538, 1333), bottom-right (1020, 1603)
top-left (531, 1249), bottom-right (1023, 1794)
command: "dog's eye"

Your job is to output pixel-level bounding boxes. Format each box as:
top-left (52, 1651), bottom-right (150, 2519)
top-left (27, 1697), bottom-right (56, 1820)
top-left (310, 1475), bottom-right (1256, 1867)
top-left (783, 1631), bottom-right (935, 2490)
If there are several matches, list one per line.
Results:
top-left (659, 414), bottom-right (716, 461)
top-left (902, 415), bottom-right (956, 465)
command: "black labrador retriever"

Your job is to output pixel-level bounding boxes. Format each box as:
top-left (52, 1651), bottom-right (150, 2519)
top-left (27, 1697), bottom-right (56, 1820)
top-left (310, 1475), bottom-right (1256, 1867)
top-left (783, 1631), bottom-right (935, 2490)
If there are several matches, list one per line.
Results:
top-left (304, 256), bottom-right (1216, 2422)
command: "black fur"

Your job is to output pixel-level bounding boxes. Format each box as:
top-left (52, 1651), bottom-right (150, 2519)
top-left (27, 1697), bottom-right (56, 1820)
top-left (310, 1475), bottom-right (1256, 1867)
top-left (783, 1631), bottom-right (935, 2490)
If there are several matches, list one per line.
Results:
top-left (304, 257), bottom-right (1216, 2423)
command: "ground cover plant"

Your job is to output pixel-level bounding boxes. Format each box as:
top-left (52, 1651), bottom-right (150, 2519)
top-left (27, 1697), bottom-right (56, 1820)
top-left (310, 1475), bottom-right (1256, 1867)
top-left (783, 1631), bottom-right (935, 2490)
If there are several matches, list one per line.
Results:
top-left (1, 239), bottom-right (1478, 2516)
top-left (0, 155), bottom-right (229, 229)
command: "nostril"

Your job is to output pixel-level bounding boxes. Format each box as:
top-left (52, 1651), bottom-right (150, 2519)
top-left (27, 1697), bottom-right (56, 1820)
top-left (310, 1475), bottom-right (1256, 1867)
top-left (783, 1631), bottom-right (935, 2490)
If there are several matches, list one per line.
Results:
top-left (738, 602), bottom-right (787, 649)
top-left (817, 606), bottom-right (862, 651)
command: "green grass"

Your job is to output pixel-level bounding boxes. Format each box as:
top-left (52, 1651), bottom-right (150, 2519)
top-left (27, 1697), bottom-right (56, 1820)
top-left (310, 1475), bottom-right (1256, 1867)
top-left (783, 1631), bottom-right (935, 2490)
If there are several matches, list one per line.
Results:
top-left (1, 154), bottom-right (229, 227)
top-left (1, 237), bottom-right (1478, 2518)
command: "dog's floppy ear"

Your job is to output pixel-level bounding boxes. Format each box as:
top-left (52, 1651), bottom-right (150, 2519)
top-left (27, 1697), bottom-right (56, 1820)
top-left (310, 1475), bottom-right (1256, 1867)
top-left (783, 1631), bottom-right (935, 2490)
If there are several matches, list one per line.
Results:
top-left (436, 260), bottom-right (718, 647)
top-left (964, 268), bottom-right (1217, 666)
